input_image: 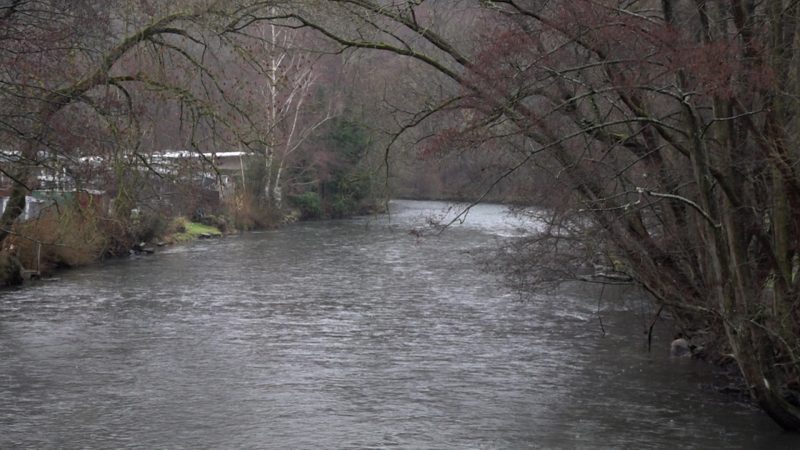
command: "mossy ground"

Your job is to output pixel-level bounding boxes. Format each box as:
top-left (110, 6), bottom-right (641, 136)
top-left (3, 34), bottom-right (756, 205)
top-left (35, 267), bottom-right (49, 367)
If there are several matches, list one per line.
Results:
top-left (170, 218), bottom-right (222, 243)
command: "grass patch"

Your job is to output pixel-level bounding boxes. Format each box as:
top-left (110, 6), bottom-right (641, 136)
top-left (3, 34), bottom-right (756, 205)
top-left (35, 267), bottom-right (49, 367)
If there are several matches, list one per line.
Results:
top-left (170, 217), bottom-right (222, 242)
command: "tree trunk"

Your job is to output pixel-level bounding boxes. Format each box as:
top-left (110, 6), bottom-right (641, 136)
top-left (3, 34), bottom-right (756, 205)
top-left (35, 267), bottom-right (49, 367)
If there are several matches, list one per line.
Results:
top-left (730, 325), bottom-right (800, 430)
top-left (273, 163), bottom-right (283, 208)
top-left (0, 176), bottom-right (29, 243)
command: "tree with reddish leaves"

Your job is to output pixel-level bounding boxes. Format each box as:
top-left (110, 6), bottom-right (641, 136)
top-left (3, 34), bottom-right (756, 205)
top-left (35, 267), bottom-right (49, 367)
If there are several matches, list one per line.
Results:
top-left (277, 0), bottom-right (800, 429)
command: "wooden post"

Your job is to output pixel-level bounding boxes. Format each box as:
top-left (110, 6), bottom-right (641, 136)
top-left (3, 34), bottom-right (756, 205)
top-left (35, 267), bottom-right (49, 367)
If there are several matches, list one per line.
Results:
top-left (239, 153), bottom-right (246, 192)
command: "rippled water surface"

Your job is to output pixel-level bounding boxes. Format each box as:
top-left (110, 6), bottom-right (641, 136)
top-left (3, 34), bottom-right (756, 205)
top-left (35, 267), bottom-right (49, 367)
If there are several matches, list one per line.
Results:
top-left (0, 200), bottom-right (795, 448)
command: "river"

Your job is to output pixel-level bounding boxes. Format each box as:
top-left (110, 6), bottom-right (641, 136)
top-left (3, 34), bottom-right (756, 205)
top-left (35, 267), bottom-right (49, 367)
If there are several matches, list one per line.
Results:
top-left (0, 200), bottom-right (795, 448)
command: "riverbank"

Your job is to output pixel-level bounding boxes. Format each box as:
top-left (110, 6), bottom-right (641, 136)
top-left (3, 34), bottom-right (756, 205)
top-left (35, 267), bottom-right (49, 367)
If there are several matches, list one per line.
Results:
top-left (127, 217), bottom-right (226, 256)
top-left (0, 213), bottom-right (230, 287)
top-left (0, 197), bottom-right (384, 287)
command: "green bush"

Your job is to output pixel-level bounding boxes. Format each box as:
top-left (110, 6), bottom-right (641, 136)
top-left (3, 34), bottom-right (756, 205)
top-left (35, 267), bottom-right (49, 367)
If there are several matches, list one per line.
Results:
top-left (133, 211), bottom-right (168, 242)
top-left (289, 191), bottom-right (322, 220)
top-left (0, 251), bottom-right (23, 286)
top-left (330, 195), bottom-right (356, 218)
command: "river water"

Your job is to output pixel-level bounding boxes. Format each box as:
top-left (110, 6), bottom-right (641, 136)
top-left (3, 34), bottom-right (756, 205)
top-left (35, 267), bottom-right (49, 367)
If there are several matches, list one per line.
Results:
top-left (0, 200), bottom-right (795, 448)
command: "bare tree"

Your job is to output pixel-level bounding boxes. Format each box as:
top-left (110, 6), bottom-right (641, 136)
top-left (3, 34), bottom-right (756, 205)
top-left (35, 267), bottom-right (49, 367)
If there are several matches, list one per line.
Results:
top-left (0, 1), bottom-right (292, 232)
top-left (237, 21), bottom-right (337, 208)
top-left (269, 0), bottom-right (800, 429)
